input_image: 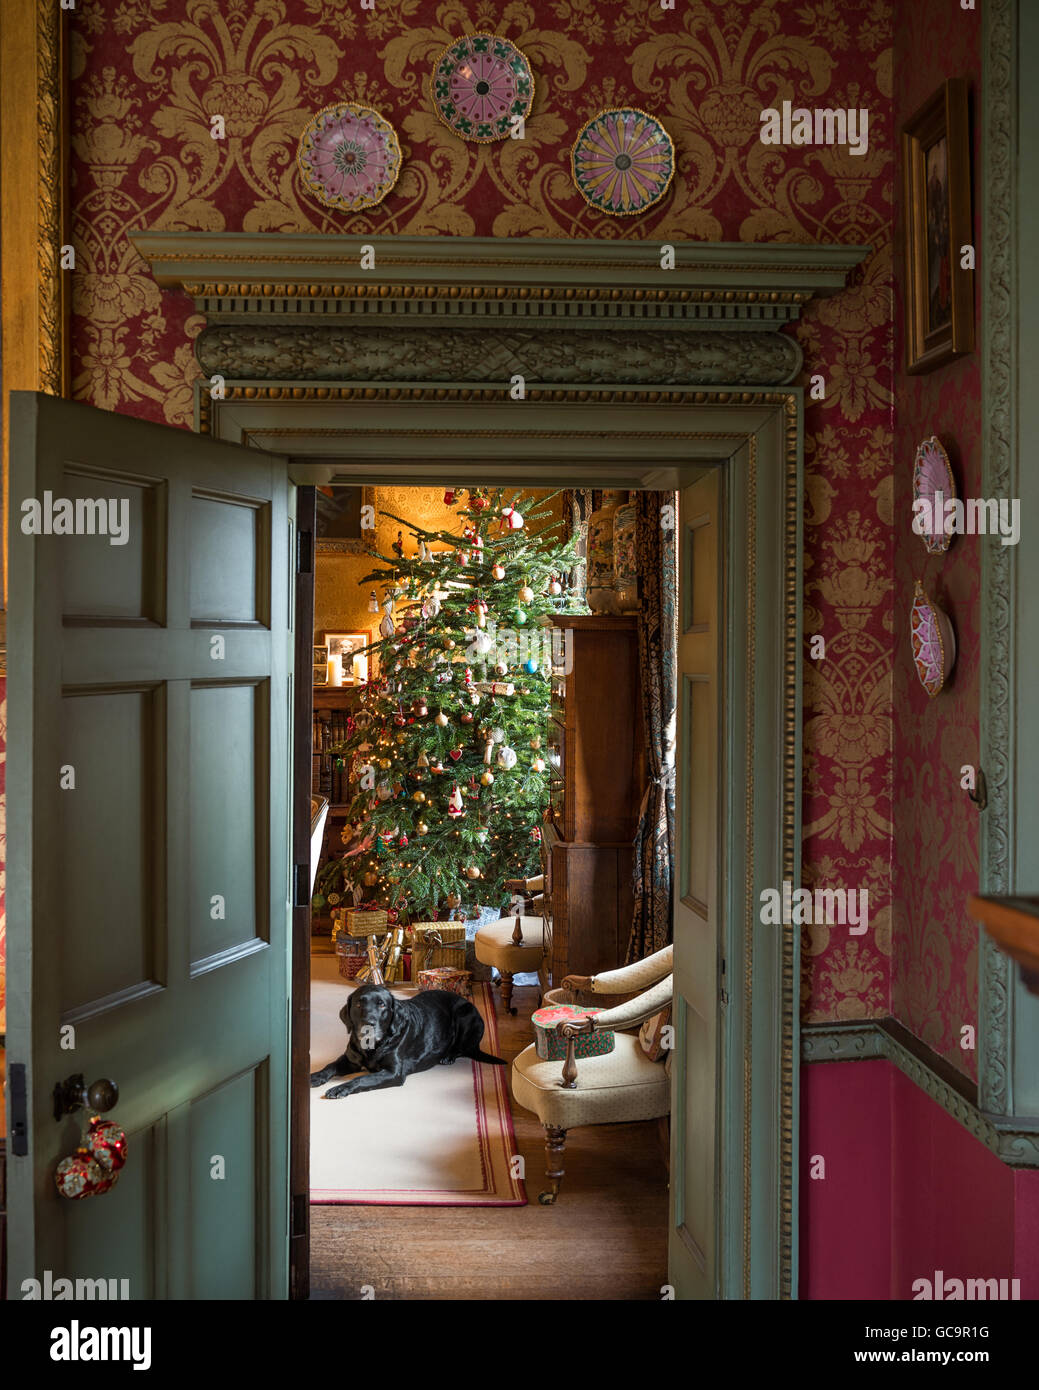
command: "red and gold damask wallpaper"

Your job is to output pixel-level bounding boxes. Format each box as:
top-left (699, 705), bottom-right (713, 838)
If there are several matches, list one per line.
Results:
top-left (66, 0), bottom-right (897, 1024)
top-left (892, 0), bottom-right (982, 1078)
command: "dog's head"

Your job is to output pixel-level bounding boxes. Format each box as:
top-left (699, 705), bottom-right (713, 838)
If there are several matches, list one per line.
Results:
top-left (341, 984), bottom-right (398, 1052)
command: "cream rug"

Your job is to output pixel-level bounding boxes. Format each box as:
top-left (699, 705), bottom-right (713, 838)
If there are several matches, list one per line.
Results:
top-left (309, 955), bottom-right (526, 1206)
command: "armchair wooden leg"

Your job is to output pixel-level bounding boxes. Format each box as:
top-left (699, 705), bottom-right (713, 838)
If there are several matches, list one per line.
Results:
top-left (499, 970), bottom-right (516, 1015)
top-left (539, 1125), bottom-right (567, 1205)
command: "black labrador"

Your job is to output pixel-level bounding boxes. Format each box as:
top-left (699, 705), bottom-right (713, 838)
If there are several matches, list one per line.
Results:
top-left (311, 982), bottom-right (506, 1099)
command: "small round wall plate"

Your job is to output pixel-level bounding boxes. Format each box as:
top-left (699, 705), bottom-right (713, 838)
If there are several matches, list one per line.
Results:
top-left (912, 435), bottom-right (956, 554)
top-left (430, 32), bottom-right (534, 142)
top-left (911, 580), bottom-right (956, 698)
top-left (571, 107), bottom-right (675, 216)
top-left (297, 102), bottom-right (402, 212)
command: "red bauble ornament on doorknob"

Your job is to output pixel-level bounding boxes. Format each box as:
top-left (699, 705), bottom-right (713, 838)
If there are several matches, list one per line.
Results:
top-left (86, 1115), bottom-right (128, 1175)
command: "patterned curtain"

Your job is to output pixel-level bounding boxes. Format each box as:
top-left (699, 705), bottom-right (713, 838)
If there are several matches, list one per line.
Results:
top-left (627, 490), bottom-right (679, 962)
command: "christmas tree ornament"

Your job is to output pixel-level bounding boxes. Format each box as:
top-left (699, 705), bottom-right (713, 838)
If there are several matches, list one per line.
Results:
top-left (412, 697), bottom-right (428, 717)
top-left (444, 489), bottom-right (455, 505)
top-left (491, 563), bottom-right (506, 580)
top-left (378, 757), bottom-right (392, 770)
top-left (448, 784), bottom-right (465, 817)
top-left (470, 491), bottom-right (489, 511)
top-left (55, 1149), bottom-right (109, 1200)
top-left (442, 637), bottom-right (456, 650)
top-left (377, 782), bottom-right (392, 800)
top-left (497, 745), bottom-right (518, 770)
top-left (363, 870), bottom-right (379, 887)
top-left (494, 662), bottom-right (508, 676)
top-left (491, 727), bottom-right (505, 743)
top-left (480, 770), bottom-right (495, 785)
top-left (470, 690), bottom-right (481, 705)
top-left (368, 589), bottom-right (380, 613)
top-left (532, 756), bottom-right (546, 772)
top-left (431, 759), bottom-right (445, 774)
top-left (530, 735), bottom-right (542, 749)
top-left (392, 530), bottom-right (404, 558)
top-left (85, 1116), bottom-right (128, 1175)
top-left (501, 506), bottom-right (524, 530)
top-left (446, 892), bottom-right (462, 909)
top-left (513, 608), bottom-right (527, 626)
top-left (519, 582), bottom-right (534, 604)
top-left (448, 747), bottom-right (463, 761)
top-left (455, 549), bottom-right (469, 566)
top-left (417, 820), bottom-right (429, 835)
top-left (548, 575), bottom-right (562, 595)
top-left (435, 711), bottom-right (449, 726)
top-left (395, 729), bottom-right (408, 742)
top-left (460, 710), bottom-right (474, 724)
top-left (484, 740), bottom-right (495, 765)
top-left (412, 790), bottom-right (427, 803)
top-left (474, 631), bottom-right (493, 656)
top-left (417, 748), bottom-right (430, 768)
top-left (476, 828), bottom-right (489, 843)
top-left (523, 657), bottom-right (539, 674)
top-left (465, 864), bottom-right (482, 880)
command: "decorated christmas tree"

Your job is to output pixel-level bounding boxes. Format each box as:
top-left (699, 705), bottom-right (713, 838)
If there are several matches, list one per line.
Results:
top-left (332, 487), bottom-right (582, 922)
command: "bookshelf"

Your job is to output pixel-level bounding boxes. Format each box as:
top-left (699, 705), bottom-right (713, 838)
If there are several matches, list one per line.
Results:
top-left (312, 685), bottom-right (362, 817)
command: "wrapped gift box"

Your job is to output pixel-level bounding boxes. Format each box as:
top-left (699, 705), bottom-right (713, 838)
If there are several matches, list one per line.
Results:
top-left (406, 922), bottom-right (468, 972)
top-left (417, 967), bottom-right (473, 999)
top-left (531, 1004), bottom-right (615, 1061)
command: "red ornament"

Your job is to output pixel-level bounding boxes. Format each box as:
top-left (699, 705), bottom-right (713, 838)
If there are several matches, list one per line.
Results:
top-left (444, 490), bottom-right (455, 505)
top-left (449, 748), bottom-right (463, 761)
top-left (86, 1116), bottom-right (128, 1174)
top-left (55, 1150), bottom-right (106, 1200)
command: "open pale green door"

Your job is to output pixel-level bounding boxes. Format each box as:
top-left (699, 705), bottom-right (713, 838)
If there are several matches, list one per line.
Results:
top-left (6, 392), bottom-right (296, 1299)
top-left (669, 467), bottom-right (724, 1299)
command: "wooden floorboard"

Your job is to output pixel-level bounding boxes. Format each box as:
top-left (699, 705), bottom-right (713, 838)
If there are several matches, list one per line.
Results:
top-left (309, 978), bottom-right (669, 1301)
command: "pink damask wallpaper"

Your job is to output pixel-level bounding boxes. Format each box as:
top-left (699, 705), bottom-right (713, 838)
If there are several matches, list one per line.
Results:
top-left (891, 0), bottom-right (981, 1078)
top-left (66, 0), bottom-right (897, 1024)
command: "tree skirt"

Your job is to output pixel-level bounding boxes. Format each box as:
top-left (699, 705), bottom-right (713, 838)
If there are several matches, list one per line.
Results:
top-left (310, 956), bottom-right (526, 1206)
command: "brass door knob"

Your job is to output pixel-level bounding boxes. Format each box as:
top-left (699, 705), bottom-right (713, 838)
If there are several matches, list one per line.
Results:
top-left (53, 1073), bottom-right (119, 1122)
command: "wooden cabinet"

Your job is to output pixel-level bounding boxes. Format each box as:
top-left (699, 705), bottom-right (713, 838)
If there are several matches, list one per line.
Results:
top-left (546, 615), bottom-right (645, 982)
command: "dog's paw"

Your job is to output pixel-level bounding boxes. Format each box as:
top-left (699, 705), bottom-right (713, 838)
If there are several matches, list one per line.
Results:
top-left (310, 1070), bottom-right (333, 1087)
top-left (321, 1084), bottom-right (352, 1100)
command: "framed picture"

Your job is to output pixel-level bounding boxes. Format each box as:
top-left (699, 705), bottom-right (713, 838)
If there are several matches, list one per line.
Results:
top-left (313, 643), bottom-right (329, 686)
top-left (315, 485), bottom-right (374, 553)
top-left (901, 77), bottom-right (974, 373)
top-left (322, 631), bottom-right (370, 684)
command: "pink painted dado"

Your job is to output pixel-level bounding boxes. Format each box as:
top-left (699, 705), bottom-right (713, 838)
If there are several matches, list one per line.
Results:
top-left (801, 1061), bottom-right (1039, 1300)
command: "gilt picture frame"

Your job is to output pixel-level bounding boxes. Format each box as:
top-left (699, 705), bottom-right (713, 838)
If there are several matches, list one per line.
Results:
top-left (315, 485), bottom-right (374, 554)
top-left (901, 77), bottom-right (974, 374)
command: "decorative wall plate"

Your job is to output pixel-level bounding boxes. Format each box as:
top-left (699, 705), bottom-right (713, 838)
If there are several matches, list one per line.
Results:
top-left (912, 435), bottom-right (956, 554)
top-left (297, 102), bottom-right (402, 212)
top-left (430, 33), bottom-right (534, 142)
top-left (571, 107), bottom-right (675, 216)
top-left (911, 580), bottom-right (956, 698)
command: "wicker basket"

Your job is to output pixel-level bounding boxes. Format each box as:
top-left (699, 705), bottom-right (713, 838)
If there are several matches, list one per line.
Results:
top-left (335, 938), bottom-right (367, 980)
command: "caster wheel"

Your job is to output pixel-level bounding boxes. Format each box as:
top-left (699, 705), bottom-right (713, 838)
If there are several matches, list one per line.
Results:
top-left (538, 1191), bottom-right (557, 1206)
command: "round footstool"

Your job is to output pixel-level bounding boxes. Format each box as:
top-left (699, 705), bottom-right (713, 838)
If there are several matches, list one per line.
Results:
top-left (474, 914), bottom-right (546, 1015)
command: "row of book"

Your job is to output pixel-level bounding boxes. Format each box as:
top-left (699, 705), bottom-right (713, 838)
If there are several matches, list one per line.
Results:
top-left (312, 709), bottom-right (352, 805)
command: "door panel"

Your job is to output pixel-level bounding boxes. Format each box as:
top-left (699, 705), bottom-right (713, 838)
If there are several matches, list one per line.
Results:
top-left (6, 391), bottom-right (295, 1300)
top-left (670, 467), bottom-right (724, 1299)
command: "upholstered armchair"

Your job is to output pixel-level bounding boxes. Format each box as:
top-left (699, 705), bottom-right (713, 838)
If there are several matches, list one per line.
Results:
top-left (511, 943), bottom-right (673, 1204)
top-left (474, 872), bottom-right (550, 1015)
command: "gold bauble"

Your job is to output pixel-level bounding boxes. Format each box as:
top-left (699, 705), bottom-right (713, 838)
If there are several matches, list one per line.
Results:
top-left (446, 892), bottom-right (461, 908)
top-left (412, 790), bottom-right (427, 803)
top-left (379, 757), bottom-right (392, 769)
top-left (443, 638), bottom-right (455, 650)
top-left (480, 771), bottom-right (495, 786)
top-left (465, 865), bottom-right (482, 880)
top-left (416, 820), bottom-right (429, 834)
top-left (435, 712), bottom-right (449, 727)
